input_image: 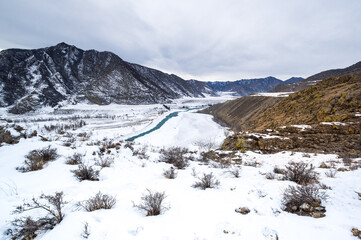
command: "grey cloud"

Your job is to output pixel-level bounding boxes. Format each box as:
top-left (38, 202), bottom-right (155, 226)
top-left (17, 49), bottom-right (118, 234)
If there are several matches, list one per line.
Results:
top-left (0, 0), bottom-right (360, 81)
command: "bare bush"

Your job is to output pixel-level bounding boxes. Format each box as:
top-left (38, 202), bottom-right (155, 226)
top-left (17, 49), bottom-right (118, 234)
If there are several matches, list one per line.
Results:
top-left (63, 136), bottom-right (75, 147)
top-left (7, 192), bottom-right (67, 239)
top-left (192, 172), bottom-right (220, 190)
top-left (244, 160), bottom-right (261, 168)
top-left (324, 169), bottom-right (337, 178)
top-left (283, 162), bottom-right (319, 185)
top-left (266, 172), bottom-right (276, 180)
top-left (159, 147), bottom-right (189, 169)
top-left (81, 222), bottom-right (90, 239)
top-left (95, 156), bottom-right (114, 168)
top-left (193, 140), bottom-right (217, 152)
top-left (302, 153), bottom-right (311, 158)
top-left (77, 132), bottom-right (92, 141)
top-left (133, 147), bottom-right (149, 160)
top-left (273, 166), bottom-right (286, 174)
top-left (72, 164), bottom-right (99, 181)
top-left (17, 146), bottom-right (59, 172)
top-left (163, 167), bottom-right (178, 179)
top-left (133, 189), bottom-right (168, 216)
top-left (66, 153), bottom-right (84, 165)
top-left (282, 185), bottom-right (328, 216)
top-left (199, 151), bottom-right (218, 163)
top-left (341, 153), bottom-right (352, 166)
top-left (78, 192), bottom-right (116, 212)
top-left (44, 120), bottom-right (86, 133)
top-left (124, 142), bottom-right (134, 151)
top-left (227, 167), bottom-right (241, 178)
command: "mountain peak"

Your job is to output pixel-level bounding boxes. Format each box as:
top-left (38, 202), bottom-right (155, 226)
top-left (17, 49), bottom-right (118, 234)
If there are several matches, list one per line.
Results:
top-left (55, 42), bottom-right (72, 48)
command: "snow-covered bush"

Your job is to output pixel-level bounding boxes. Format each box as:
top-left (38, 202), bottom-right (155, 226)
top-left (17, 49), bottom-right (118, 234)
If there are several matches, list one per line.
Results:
top-left (283, 162), bottom-right (319, 185)
top-left (72, 164), bottom-right (99, 181)
top-left (66, 153), bottom-right (84, 165)
top-left (324, 169), bottom-right (337, 178)
top-left (192, 172), bottom-right (220, 190)
top-left (159, 147), bottom-right (189, 169)
top-left (81, 222), bottom-right (90, 239)
top-left (7, 192), bottom-right (67, 239)
top-left (133, 189), bottom-right (168, 216)
top-left (273, 166), bottom-right (286, 174)
top-left (199, 151), bottom-right (218, 163)
top-left (282, 185), bottom-right (328, 217)
top-left (95, 156), bottom-right (114, 168)
top-left (132, 146), bottom-right (149, 160)
top-left (227, 167), bottom-right (241, 178)
top-left (17, 146), bottom-right (59, 172)
top-left (78, 192), bottom-right (116, 212)
top-left (163, 167), bottom-right (178, 179)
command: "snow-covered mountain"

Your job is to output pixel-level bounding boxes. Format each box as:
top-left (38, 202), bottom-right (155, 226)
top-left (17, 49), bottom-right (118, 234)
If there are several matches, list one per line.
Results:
top-left (0, 43), bottom-right (208, 113)
top-left (204, 77), bottom-right (286, 96)
top-left (0, 42), bottom-right (303, 114)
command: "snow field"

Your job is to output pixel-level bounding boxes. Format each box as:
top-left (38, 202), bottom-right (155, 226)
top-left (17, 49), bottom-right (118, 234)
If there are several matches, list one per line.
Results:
top-left (0, 99), bottom-right (360, 240)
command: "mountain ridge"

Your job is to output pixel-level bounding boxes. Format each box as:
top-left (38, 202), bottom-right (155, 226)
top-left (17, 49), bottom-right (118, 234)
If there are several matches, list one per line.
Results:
top-left (0, 42), bottom-right (303, 113)
top-left (0, 43), bottom-right (208, 113)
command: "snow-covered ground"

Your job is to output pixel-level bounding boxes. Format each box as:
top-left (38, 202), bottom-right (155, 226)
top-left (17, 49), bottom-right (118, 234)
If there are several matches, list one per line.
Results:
top-left (0, 96), bottom-right (360, 240)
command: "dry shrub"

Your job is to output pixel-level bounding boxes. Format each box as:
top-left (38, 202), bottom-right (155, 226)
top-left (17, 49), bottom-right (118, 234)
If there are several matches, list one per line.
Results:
top-left (192, 172), bottom-right (220, 190)
top-left (324, 169), bottom-right (337, 178)
top-left (95, 156), bottom-right (114, 168)
top-left (244, 160), bottom-right (261, 167)
top-left (273, 166), bottom-right (286, 174)
top-left (163, 167), bottom-right (178, 179)
top-left (302, 153), bottom-right (311, 158)
top-left (133, 189), bottom-right (168, 216)
top-left (159, 147), bottom-right (189, 169)
top-left (227, 167), bottom-right (241, 178)
top-left (266, 172), bottom-right (276, 180)
top-left (133, 147), bottom-right (149, 160)
top-left (17, 146), bottom-right (59, 172)
top-left (66, 153), bottom-right (84, 165)
top-left (7, 192), bottom-right (66, 239)
top-left (72, 164), bottom-right (99, 181)
top-left (124, 142), bottom-right (134, 151)
top-left (199, 151), bottom-right (218, 163)
top-left (283, 162), bottom-right (319, 185)
top-left (78, 192), bottom-right (116, 212)
top-left (44, 120), bottom-right (86, 133)
top-left (81, 222), bottom-right (90, 239)
top-left (282, 185), bottom-right (328, 214)
top-left (340, 153), bottom-right (352, 166)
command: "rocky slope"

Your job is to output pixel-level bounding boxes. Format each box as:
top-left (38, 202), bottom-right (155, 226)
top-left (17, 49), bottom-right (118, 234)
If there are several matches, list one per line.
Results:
top-left (200, 96), bottom-right (283, 131)
top-left (214, 73), bottom-right (361, 156)
top-left (252, 73), bottom-right (361, 129)
top-left (0, 43), bottom-right (209, 113)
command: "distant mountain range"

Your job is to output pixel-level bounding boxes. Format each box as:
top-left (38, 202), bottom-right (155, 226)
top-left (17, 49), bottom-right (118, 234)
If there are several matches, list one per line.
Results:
top-left (270, 61), bottom-right (361, 92)
top-left (0, 43), bottom-right (302, 113)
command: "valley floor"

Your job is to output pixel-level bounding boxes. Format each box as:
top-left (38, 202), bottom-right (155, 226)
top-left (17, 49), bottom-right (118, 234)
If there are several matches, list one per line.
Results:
top-left (0, 95), bottom-right (360, 240)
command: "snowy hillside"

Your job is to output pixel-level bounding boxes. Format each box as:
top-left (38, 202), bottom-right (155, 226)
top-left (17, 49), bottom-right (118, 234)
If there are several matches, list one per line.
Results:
top-left (0, 96), bottom-right (360, 240)
top-left (0, 43), bottom-right (210, 114)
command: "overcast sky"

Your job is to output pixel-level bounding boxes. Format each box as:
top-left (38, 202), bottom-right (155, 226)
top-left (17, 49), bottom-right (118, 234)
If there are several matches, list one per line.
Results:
top-left (1, 0), bottom-right (360, 81)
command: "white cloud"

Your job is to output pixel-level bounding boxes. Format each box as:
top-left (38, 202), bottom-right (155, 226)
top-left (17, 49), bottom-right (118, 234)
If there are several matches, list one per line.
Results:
top-left (0, 0), bottom-right (360, 80)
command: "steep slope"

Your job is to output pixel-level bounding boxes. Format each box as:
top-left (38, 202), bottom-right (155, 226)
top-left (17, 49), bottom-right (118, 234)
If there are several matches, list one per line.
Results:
top-left (0, 43), bottom-right (208, 113)
top-left (252, 73), bottom-right (361, 129)
top-left (218, 73), bottom-right (361, 156)
top-left (205, 77), bottom-right (283, 96)
top-left (270, 61), bottom-right (361, 92)
top-left (200, 96), bottom-right (283, 131)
